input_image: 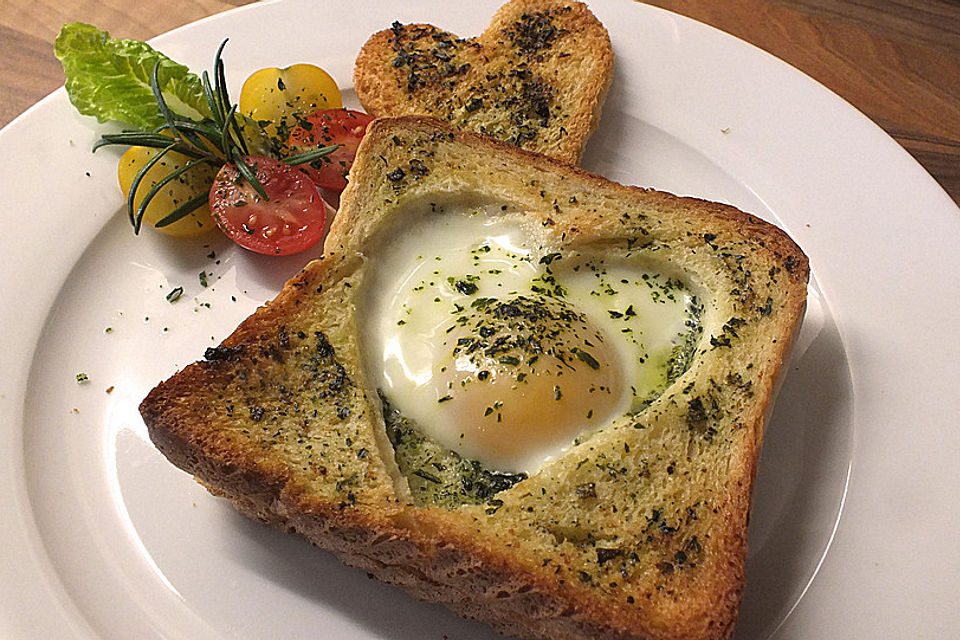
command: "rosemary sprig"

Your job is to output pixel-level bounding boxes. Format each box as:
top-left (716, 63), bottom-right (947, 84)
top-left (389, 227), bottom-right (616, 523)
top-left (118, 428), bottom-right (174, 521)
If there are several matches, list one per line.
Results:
top-left (283, 145), bottom-right (340, 166)
top-left (230, 147), bottom-right (269, 201)
top-left (125, 142), bottom-right (176, 229)
top-left (93, 39), bottom-right (282, 233)
top-left (155, 192), bottom-right (209, 228)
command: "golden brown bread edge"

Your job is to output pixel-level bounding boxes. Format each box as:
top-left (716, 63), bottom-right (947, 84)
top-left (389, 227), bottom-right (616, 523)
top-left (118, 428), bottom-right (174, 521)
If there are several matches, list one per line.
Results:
top-left (141, 115), bottom-right (809, 640)
top-left (354, 0), bottom-right (614, 165)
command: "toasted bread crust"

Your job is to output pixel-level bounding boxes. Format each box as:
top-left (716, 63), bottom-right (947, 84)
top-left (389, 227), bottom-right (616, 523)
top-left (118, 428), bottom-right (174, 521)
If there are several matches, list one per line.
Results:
top-left (354, 0), bottom-right (613, 165)
top-left (142, 116), bottom-right (808, 640)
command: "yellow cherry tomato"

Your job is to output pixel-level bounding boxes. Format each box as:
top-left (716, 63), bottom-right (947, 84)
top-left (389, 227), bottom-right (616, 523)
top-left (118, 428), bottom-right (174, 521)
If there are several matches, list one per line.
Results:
top-left (239, 64), bottom-right (342, 140)
top-left (117, 145), bottom-right (218, 238)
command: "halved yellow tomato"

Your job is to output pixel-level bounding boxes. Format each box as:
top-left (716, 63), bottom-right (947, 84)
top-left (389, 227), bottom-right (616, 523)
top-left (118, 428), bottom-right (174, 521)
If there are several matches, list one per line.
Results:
top-left (117, 145), bottom-right (218, 238)
top-left (239, 64), bottom-right (342, 140)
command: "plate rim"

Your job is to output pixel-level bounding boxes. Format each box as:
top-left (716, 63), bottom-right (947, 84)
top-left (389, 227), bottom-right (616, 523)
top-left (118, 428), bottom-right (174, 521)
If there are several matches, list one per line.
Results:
top-left (2, 1), bottom-right (960, 638)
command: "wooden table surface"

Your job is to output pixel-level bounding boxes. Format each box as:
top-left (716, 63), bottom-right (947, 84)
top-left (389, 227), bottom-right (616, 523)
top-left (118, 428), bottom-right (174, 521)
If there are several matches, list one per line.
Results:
top-left (2, 0), bottom-right (958, 205)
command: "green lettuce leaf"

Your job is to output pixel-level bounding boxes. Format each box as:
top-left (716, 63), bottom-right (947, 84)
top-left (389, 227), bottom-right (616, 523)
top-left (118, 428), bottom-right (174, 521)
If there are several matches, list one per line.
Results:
top-left (54, 22), bottom-right (212, 128)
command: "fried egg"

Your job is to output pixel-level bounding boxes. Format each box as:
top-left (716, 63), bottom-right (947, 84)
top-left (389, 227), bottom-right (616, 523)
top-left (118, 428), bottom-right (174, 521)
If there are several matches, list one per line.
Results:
top-left (360, 201), bottom-right (699, 475)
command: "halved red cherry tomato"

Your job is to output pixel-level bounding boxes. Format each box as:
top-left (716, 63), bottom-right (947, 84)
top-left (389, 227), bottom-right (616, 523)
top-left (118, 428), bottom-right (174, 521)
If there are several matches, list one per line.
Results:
top-left (287, 109), bottom-right (374, 191)
top-left (209, 155), bottom-right (328, 256)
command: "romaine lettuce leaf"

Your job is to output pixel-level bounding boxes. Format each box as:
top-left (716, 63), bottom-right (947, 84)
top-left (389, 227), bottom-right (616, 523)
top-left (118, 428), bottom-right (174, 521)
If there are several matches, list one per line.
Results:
top-left (55, 22), bottom-right (211, 128)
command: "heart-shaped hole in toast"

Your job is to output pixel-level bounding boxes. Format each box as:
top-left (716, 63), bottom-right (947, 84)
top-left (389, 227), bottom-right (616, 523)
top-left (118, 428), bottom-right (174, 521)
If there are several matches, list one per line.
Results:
top-left (356, 194), bottom-right (705, 507)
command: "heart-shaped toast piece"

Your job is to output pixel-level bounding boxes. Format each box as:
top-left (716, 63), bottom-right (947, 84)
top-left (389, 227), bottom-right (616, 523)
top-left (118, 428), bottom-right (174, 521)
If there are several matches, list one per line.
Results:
top-left (354, 0), bottom-right (613, 165)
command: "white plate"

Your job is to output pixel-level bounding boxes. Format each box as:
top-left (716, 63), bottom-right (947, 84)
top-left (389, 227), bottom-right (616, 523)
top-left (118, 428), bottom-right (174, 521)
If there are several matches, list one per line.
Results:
top-left (2, 1), bottom-right (959, 638)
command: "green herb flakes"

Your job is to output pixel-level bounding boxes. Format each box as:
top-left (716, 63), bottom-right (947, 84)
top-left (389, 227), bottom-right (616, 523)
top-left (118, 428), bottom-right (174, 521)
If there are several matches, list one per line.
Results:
top-left (165, 286), bottom-right (184, 302)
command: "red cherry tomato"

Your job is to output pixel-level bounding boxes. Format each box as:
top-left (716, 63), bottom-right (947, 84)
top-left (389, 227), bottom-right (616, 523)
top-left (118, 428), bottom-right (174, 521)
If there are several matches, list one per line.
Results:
top-left (287, 109), bottom-right (374, 191)
top-left (209, 155), bottom-right (328, 256)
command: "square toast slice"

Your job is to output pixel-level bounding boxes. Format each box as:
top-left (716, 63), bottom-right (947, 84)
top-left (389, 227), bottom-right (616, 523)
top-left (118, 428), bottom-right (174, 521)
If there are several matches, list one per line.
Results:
top-left (141, 115), bottom-right (809, 640)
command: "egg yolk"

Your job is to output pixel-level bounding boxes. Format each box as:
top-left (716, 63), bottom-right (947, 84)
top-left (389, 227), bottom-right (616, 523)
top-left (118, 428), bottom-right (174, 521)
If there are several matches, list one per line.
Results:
top-left (430, 295), bottom-right (623, 473)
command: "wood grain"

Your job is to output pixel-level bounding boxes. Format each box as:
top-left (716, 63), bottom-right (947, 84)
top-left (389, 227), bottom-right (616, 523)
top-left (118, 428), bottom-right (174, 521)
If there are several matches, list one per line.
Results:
top-left (648, 0), bottom-right (960, 204)
top-left (1, 0), bottom-right (958, 204)
top-left (769, 0), bottom-right (960, 50)
top-left (0, 0), bottom-right (254, 123)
